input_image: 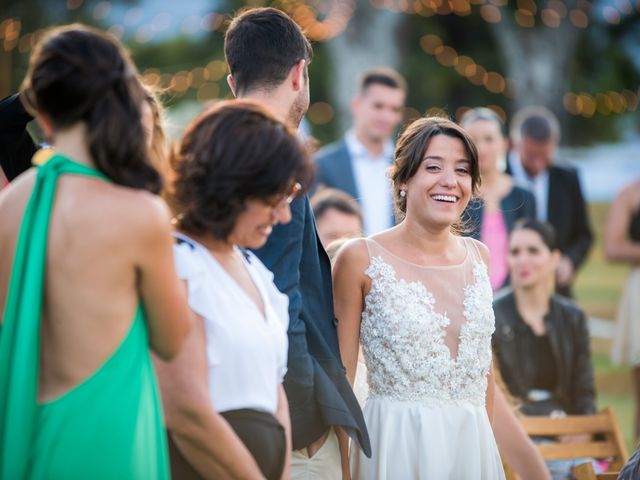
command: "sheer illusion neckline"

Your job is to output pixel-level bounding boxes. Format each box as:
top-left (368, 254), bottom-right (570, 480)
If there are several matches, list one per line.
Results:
top-left (367, 237), bottom-right (469, 270)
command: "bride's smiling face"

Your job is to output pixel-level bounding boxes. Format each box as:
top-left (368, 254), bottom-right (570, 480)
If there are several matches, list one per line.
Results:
top-left (401, 134), bottom-right (473, 229)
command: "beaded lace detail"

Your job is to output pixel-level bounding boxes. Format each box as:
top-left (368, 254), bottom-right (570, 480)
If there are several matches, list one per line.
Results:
top-left (360, 244), bottom-right (495, 406)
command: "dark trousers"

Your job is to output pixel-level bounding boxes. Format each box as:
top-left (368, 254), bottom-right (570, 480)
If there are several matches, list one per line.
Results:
top-left (168, 409), bottom-right (286, 480)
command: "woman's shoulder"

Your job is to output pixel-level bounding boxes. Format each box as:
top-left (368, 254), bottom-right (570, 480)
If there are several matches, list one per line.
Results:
top-left (332, 237), bottom-right (372, 280)
top-left (492, 288), bottom-right (517, 318)
top-left (550, 294), bottom-right (586, 322)
top-left (614, 179), bottom-right (640, 207)
top-left (501, 177), bottom-right (535, 204)
top-left (242, 249), bottom-right (276, 283)
top-left (463, 236), bottom-right (490, 266)
top-left (172, 234), bottom-right (207, 280)
top-left (92, 185), bottom-right (171, 242)
top-left (334, 237), bottom-right (370, 262)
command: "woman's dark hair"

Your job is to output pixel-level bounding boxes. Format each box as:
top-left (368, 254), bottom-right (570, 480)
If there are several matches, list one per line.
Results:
top-left (21, 24), bottom-right (161, 193)
top-left (169, 100), bottom-right (314, 240)
top-left (389, 116), bottom-right (481, 220)
top-left (511, 218), bottom-right (559, 251)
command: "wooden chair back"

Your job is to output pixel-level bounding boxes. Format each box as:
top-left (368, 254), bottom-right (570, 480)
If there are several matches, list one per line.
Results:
top-left (573, 462), bottom-right (620, 480)
top-left (519, 406), bottom-right (628, 470)
top-left (502, 406), bottom-right (628, 479)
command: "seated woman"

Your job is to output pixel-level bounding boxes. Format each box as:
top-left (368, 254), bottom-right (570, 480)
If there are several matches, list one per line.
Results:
top-left (0, 25), bottom-right (190, 478)
top-left (460, 107), bottom-right (536, 291)
top-left (155, 100), bottom-right (313, 480)
top-left (493, 218), bottom-right (597, 479)
top-left (492, 218), bottom-right (596, 417)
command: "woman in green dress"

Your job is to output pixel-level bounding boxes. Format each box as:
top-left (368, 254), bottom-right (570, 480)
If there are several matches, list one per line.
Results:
top-left (0, 24), bottom-right (191, 479)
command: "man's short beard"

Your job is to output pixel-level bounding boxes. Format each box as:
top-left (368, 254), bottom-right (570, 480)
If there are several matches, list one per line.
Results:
top-left (287, 89), bottom-right (309, 128)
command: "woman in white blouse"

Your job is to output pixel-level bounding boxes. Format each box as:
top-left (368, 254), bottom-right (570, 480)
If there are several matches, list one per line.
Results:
top-left (155, 100), bottom-right (313, 480)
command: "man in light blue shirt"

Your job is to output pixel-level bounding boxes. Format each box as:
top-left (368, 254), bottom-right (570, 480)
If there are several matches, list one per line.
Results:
top-left (314, 68), bottom-right (406, 235)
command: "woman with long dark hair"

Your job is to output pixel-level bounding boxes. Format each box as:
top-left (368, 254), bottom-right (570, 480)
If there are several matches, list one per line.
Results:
top-left (0, 25), bottom-right (190, 479)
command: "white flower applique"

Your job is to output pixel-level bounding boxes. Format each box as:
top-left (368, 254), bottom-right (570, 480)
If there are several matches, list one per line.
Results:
top-left (360, 256), bottom-right (495, 407)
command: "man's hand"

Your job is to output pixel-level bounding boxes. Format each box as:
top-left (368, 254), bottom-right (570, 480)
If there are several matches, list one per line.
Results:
top-left (556, 255), bottom-right (575, 287)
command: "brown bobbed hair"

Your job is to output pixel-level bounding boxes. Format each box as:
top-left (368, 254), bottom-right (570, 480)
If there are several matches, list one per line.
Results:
top-left (169, 100), bottom-right (314, 241)
top-left (21, 24), bottom-right (161, 193)
top-left (389, 116), bottom-right (481, 221)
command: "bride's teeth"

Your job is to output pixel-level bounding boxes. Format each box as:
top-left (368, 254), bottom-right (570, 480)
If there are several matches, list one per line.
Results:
top-left (432, 195), bottom-right (456, 203)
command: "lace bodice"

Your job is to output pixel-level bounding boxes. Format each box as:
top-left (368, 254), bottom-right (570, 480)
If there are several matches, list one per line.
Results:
top-left (360, 237), bottom-right (495, 406)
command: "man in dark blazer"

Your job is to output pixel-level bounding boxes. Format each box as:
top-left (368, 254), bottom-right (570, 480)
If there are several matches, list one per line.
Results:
top-left (0, 94), bottom-right (37, 183)
top-left (507, 106), bottom-right (593, 297)
top-left (225, 8), bottom-right (370, 478)
top-left (314, 68), bottom-right (406, 234)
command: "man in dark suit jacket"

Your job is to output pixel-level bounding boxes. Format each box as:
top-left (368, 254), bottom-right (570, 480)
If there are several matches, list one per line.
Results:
top-left (225, 8), bottom-right (370, 478)
top-left (314, 68), bottom-right (406, 234)
top-left (507, 106), bottom-right (593, 297)
top-left (0, 94), bottom-right (37, 182)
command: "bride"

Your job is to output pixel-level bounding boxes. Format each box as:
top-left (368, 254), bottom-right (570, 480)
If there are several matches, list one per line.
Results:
top-left (333, 116), bottom-right (505, 479)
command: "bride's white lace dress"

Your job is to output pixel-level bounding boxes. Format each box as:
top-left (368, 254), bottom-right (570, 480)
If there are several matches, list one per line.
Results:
top-left (351, 237), bottom-right (505, 479)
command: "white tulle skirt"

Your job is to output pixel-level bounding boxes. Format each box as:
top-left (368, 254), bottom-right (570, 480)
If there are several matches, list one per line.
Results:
top-left (351, 396), bottom-right (505, 480)
top-left (611, 268), bottom-right (640, 366)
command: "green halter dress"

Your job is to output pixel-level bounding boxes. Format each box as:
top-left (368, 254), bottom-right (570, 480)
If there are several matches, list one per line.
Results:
top-left (0, 154), bottom-right (170, 479)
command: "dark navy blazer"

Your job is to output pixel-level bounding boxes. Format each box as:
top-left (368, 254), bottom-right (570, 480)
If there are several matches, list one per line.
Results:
top-left (252, 195), bottom-right (371, 456)
top-left (462, 186), bottom-right (536, 289)
top-left (314, 139), bottom-right (396, 228)
top-left (463, 186), bottom-right (537, 240)
top-left (0, 94), bottom-right (36, 181)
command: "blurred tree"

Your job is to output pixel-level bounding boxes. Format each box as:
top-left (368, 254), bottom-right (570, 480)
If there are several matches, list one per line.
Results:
top-left (2, 0), bottom-right (638, 145)
top-left (323, 0), bottom-right (403, 132)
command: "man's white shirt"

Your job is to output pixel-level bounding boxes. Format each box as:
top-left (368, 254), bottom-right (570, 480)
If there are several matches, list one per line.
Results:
top-left (345, 130), bottom-right (394, 235)
top-left (509, 152), bottom-right (549, 223)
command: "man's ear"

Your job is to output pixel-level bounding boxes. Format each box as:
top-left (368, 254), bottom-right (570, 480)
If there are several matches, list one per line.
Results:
top-left (290, 59), bottom-right (306, 92)
top-left (226, 74), bottom-right (237, 97)
top-left (350, 96), bottom-right (360, 115)
top-left (35, 113), bottom-right (54, 141)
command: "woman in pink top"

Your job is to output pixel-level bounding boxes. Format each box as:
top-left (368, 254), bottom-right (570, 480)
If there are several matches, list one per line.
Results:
top-left (460, 108), bottom-right (536, 290)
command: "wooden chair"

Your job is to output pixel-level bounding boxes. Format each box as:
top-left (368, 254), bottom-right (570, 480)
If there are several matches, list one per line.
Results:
top-left (573, 462), bottom-right (619, 480)
top-left (503, 406), bottom-right (628, 479)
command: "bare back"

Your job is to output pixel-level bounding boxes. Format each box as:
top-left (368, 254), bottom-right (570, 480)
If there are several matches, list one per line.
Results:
top-left (0, 169), bottom-right (171, 401)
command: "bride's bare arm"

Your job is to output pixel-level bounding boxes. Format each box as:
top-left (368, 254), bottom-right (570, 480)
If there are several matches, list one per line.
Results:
top-left (333, 239), bottom-right (370, 386)
top-left (472, 239), bottom-right (496, 422)
top-left (493, 388), bottom-right (551, 480)
top-left (486, 361), bottom-right (496, 423)
top-left (332, 239), bottom-right (370, 480)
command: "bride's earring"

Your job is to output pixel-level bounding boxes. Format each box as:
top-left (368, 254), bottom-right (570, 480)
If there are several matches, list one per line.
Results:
top-left (400, 190), bottom-right (406, 198)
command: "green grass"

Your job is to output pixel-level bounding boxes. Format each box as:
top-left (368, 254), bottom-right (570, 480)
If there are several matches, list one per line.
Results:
top-left (574, 203), bottom-right (637, 453)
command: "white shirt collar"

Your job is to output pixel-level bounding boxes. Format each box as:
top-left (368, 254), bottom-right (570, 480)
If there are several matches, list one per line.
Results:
top-left (345, 130), bottom-right (394, 161)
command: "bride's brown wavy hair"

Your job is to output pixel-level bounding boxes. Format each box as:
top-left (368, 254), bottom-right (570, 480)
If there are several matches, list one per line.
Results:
top-left (21, 24), bottom-right (162, 193)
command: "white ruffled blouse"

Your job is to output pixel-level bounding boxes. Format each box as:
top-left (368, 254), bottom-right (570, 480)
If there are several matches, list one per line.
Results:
top-left (173, 233), bottom-right (289, 415)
